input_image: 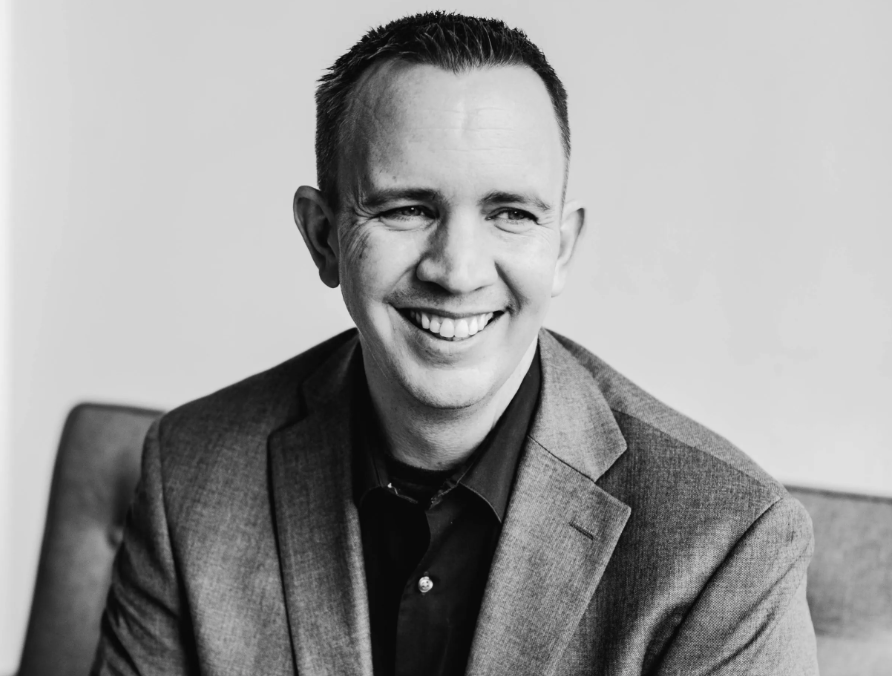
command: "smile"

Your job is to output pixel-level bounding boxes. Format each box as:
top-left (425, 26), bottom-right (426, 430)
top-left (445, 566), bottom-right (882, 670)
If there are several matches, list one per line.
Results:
top-left (402, 309), bottom-right (498, 341)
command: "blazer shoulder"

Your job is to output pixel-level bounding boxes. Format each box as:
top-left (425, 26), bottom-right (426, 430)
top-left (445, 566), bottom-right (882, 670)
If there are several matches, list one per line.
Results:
top-left (165, 329), bottom-right (354, 427)
top-left (134, 329), bottom-right (358, 536)
top-left (549, 331), bottom-right (788, 503)
top-left (151, 329), bottom-right (357, 477)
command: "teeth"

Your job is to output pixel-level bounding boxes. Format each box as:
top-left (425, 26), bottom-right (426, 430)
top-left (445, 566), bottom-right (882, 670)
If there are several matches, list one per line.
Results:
top-left (408, 310), bottom-right (496, 340)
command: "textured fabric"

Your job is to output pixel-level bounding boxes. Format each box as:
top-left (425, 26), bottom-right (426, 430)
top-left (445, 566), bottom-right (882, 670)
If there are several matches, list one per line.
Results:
top-left (92, 329), bottom-right (818, 675)
top-left (355, 348), bottom-right (541, 676)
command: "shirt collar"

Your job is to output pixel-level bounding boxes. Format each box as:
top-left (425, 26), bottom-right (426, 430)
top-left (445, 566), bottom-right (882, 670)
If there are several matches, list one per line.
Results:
top-left (352, 347), bottom-right (542, 523)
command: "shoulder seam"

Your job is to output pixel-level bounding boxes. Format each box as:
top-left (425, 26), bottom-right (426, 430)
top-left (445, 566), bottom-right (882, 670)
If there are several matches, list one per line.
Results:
top-left (611, 408), bottom-right (785, 497)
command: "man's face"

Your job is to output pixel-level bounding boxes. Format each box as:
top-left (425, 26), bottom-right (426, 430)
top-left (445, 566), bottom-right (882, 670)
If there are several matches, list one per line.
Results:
top-left (327, 62), bottom-right (581, 411)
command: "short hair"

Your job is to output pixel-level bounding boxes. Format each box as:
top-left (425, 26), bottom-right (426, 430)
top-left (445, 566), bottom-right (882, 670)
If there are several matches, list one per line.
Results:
top-left (314, 11), bottom-right (570, 207)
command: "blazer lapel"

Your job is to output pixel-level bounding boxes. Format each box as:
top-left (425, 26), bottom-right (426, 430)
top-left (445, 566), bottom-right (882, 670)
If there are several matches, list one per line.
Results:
top-left (466, 330), bottom-right (632, 676)
top-left (268, 336), bottom-right (374, 676)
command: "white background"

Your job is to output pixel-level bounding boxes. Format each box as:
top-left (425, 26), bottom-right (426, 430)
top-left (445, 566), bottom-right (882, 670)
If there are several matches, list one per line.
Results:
top-left (2, 0), bottom-right (890, 670)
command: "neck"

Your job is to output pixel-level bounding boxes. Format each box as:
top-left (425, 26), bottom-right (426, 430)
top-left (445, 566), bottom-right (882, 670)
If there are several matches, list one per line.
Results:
top-left (364, 339), bottom-right (538, 471)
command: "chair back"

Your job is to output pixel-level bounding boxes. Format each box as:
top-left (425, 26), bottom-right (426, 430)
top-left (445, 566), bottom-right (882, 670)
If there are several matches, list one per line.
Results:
top-left (787, 485), bottom-right (892, 676)
top-left (18, 403), bottom-right (162, 676)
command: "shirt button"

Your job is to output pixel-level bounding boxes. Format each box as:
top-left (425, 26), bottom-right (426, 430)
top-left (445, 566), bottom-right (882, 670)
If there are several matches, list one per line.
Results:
top-left (418, 576), bottom-right (434, 594)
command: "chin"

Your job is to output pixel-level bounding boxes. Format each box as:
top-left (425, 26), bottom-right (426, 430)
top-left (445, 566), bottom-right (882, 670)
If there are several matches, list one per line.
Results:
top-left (398, 361), bottom-right (501, 411)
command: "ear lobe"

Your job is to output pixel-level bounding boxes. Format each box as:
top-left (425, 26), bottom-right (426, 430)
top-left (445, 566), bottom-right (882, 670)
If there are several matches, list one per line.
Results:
top-left (551, 201), bottom-right (586, 297)
top-left (293, 186), bottom-right (340, 288)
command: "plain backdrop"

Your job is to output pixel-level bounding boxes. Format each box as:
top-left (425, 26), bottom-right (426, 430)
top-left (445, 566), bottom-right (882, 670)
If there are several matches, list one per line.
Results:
top-left (2, 0), bottom-right (891, 670)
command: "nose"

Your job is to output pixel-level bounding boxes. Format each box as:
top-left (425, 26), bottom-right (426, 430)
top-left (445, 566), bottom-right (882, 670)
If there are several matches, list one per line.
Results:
top-left (415, 211), bottom-right (496, 294)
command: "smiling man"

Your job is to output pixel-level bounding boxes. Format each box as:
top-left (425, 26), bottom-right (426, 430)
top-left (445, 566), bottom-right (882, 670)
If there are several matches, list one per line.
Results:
top-left (94, 12), bottom-right (818, 676)
top-left (296, 57), bottom-right (576, 472)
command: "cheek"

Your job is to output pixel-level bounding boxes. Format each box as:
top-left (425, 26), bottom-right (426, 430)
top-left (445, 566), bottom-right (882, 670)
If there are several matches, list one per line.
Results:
top-left (339, 227), bottom-right (421, 315)
top-left (499, 233), bottom-right (560, 309)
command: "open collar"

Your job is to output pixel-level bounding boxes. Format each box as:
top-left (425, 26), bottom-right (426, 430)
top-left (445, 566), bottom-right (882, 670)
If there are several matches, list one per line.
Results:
top-left (352, 346), bottom-right (542, 523)
top-left (268, 329), bottom-right (631, 676)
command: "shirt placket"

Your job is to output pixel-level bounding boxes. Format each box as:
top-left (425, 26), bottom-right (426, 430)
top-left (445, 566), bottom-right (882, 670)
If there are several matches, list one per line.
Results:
top-left (393, 489), bottom-right (462, 676)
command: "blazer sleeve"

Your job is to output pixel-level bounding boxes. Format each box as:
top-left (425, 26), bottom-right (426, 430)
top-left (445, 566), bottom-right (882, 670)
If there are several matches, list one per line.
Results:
top-left (91, 419), bottom-right (199, 675)
top-left (656, 495), bottom-right (819, 676)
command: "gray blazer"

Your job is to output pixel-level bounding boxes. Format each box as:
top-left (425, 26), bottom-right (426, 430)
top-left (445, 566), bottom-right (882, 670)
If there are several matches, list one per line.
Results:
top-left (93, 329), bottom-right (818, 675)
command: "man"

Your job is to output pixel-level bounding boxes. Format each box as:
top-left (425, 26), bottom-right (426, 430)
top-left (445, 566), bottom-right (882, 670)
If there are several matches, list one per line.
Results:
top-left (94, 12), bottom-right (818, 676)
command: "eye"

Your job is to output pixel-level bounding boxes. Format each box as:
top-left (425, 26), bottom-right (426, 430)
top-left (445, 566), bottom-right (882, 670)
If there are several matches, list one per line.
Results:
top-left (386, 206), bottom-right (426, 218)
top-left (379, 205), bottom-right (435, 227)
top-left (488, 208), bottom-right (538, 227)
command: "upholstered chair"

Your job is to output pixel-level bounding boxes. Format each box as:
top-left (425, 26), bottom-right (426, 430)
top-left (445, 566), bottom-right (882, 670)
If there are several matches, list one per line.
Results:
top-left (16, 403), bottom-right (161, 676)
top-left (787, 486), bottom-right (892, 676)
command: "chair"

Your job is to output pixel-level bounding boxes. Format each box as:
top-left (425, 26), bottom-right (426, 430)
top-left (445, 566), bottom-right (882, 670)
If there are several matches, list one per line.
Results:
top-left (787, 485), bottom-right (892, 676)
top-left (17, 403), bottom-right (162, 676)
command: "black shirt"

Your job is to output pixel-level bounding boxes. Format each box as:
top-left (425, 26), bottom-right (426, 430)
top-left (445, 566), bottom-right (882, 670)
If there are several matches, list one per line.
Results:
top-left (352, 350), bottom-right (542, 676)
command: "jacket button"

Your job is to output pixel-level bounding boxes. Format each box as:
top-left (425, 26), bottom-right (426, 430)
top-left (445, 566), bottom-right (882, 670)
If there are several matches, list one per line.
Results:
top-left (418, 576), bottom-right (434, 594)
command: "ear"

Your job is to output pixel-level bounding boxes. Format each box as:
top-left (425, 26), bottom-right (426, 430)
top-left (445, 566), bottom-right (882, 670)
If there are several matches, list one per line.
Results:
top-left (293, 186), bottom-right (340, 288)
top-left (551, 199), bottom-right (586, 297)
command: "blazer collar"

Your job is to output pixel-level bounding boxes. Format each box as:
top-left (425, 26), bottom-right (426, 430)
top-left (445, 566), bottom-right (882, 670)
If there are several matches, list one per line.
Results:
top-left (268, 330), bottom-right (630, 676)
top-left (529, 329), bottom-right (628, 479)
top-left (268, 335), bottom-right (373, 676)
top-left (465, 330), bottom-right (631, 676)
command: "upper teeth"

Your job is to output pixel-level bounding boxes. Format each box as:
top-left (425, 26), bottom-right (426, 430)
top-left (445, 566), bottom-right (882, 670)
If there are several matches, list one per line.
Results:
top-left (410, 311), bottom-right (495, 340)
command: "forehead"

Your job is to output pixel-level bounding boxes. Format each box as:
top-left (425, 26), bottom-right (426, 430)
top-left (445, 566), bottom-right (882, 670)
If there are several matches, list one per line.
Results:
top-left (342, 61), bottom-right (565, 199)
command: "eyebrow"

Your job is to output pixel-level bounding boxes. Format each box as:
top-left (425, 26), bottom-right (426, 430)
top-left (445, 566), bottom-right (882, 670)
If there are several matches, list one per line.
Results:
top-left (360, 187), bottom-right (446, 210)
top-left (480, 191), bottom-right (553, 213)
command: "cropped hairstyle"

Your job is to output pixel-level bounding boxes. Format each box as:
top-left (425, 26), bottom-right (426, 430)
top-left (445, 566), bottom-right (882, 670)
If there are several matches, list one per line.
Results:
top-left (314, 11), bottom-right (570, 207)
